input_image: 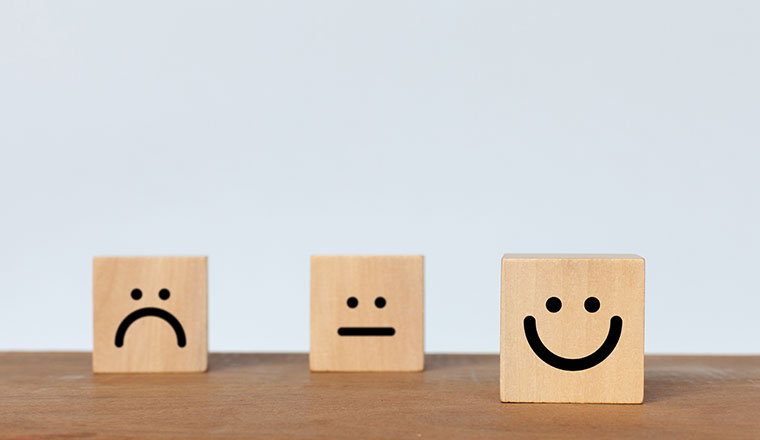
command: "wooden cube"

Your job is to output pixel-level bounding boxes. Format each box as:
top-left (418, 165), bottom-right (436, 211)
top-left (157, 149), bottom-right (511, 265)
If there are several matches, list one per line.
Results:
top-left (310, 255), bottom-right (424, 372)
top-left (500, 254), bottom-right (645, 403)
top-left (93, 257), bottom-right (208, 373)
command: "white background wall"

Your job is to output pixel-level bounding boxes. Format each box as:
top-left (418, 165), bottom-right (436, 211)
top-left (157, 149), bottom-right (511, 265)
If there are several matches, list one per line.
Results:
top-left (1, 1), bottom-right (758, 353)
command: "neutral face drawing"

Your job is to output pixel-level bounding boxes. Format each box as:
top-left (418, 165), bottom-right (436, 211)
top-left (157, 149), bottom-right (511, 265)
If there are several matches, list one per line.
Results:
top-left (523, 296), bottom-right (622, 371)
top-left (310, 255), bottom-right (424, 372)
top-left (337, 295), bottom-right (395, 336)
top-left (114, 288), bottom-right (187, 348)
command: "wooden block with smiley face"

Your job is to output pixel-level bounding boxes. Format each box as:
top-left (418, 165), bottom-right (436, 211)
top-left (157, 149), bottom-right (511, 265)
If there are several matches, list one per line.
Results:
top-left (310, 255), bottom-right (424, 372)
top-left (93, 257), bottom-right (208, 373)
top-left (500, 254), bottom-right (645, 403)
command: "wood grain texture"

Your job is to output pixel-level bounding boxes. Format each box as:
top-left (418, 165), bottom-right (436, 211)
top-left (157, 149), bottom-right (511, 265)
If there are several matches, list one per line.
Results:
top-left (1, 353), bottom-right (759, 439)
top-left (93, 257), bottom-right (208, 373)
top-left (310, 255), bottom-right (424, 371)
top-left (501, 254), bottom-right (645, 403)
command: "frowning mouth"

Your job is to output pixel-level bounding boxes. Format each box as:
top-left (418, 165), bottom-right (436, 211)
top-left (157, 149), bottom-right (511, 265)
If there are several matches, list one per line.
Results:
top-left (115, 307), bottom-right (186, 348)
top-left (337, 327), bottom-right (395, 336)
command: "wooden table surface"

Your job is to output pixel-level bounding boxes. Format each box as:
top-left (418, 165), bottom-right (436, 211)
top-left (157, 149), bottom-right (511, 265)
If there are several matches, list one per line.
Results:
top-left (1, 353), bottom-right (758, 439)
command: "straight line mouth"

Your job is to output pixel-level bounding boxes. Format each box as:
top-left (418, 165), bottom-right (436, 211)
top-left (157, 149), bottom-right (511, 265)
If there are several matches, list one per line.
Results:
top-left (337, 327), bottom-right (396, 336)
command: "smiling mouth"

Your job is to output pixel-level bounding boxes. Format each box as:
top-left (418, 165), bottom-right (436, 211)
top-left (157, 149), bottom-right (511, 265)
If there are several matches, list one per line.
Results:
top-left (337, 327), bottom-right (396, 336)
top-left (523, 315), bottom-right (622, 371)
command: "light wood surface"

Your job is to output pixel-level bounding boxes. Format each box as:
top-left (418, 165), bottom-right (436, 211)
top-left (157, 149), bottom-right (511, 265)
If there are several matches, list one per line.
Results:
top-left (310, 255), bottom-right (424, 371)
top-left (93, 257), bottom-right (208, 372)
top-left (501, 254), bottom-right (645, 403)
top-left (1, 353), bottom-right (758, 439)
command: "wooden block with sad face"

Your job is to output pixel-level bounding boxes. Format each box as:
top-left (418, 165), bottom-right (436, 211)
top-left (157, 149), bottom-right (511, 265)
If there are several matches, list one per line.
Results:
top-left (93, 257), bottom-right (208, 373)
top-left (500, 254), bottom-right (644, 403)
top-left (310, 255), bottom-right (424, 372)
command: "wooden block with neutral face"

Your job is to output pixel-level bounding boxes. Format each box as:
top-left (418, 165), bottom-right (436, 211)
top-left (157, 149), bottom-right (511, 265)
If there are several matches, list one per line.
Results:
top-left (500, 254), bottom-right (645, 403)
top-left (310, 255), bottom-right (424, 372)
top-left (93, 257), bottom-right (208, 373)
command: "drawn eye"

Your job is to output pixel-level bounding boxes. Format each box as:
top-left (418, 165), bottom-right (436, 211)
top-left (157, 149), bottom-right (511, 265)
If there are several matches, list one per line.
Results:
top-left (545, 297), bottom-right (562, 313)
top-left (159, 288), bottom-right (171, 300)
top-left (131, 288), bottom-right (142, 300)
top-left (346, 297), bottom-right (358, 308)
top-left (584, 297), bottom-right (600, 313)
top-left (374, 297), bottom-right (386, 308)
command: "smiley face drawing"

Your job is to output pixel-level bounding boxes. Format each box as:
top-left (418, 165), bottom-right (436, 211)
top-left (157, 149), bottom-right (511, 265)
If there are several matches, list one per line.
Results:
top-left (500, 254), bottom-right (645, 404)
top-left (93, 257), bottom-right (208, 373)
top-left (523, 296), bottom-right (622, 371)
top-left (310, 255), bottom-right (424, 372)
